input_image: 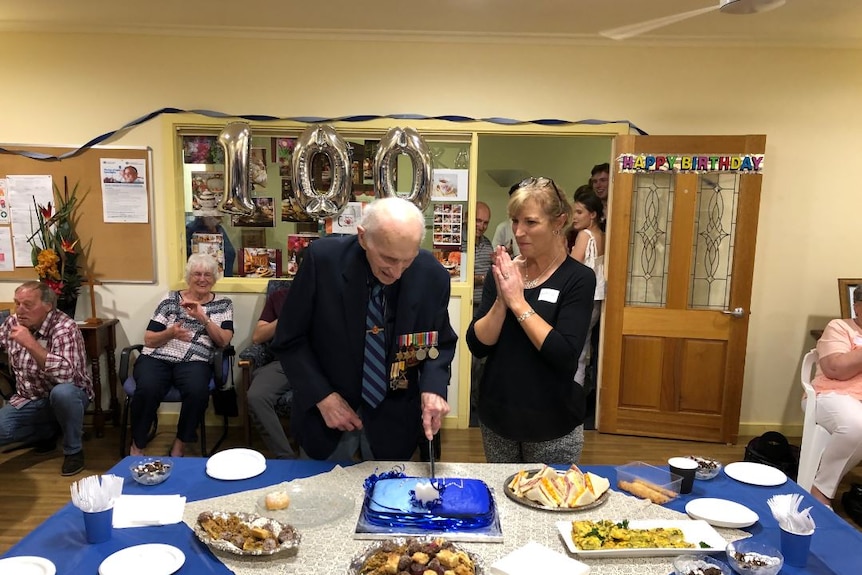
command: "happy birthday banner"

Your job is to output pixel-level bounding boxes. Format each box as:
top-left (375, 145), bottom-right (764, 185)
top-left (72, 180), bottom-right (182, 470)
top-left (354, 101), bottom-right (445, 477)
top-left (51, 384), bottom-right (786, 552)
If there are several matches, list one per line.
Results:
top-left (618, 153), bottom-right (764, 174)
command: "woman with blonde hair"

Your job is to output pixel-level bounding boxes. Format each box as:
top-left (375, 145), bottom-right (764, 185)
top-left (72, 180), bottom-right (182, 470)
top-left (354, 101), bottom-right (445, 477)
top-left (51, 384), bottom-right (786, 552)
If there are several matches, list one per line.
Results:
top-left (467, 177), bottom-right (595, 463)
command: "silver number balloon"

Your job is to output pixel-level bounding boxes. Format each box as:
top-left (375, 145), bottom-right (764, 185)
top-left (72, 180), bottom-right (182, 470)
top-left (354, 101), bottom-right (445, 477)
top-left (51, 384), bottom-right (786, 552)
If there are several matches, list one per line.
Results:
top-left (373, 127), bottom-right (433, 211)
top-left (217, 122), bottom-right (255, 215)
top-left (292, 125), bottom-right (352, 219)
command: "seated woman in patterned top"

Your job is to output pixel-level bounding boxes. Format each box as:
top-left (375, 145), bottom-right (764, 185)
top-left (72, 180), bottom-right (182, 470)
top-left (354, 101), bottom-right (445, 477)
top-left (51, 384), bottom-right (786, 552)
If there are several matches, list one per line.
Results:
top-left (129, 254), bottom-right (234, 457)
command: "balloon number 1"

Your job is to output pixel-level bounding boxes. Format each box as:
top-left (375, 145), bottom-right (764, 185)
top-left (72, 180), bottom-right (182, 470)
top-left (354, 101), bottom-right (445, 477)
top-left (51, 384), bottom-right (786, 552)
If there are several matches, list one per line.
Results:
top-left (217, 122), bottom-right (255, 216)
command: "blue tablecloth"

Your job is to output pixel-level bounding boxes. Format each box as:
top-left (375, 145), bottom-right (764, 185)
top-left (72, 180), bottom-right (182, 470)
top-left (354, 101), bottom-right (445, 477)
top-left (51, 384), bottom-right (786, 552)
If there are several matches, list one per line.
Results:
top-left (3, 459), bottom-right (861, 574)
top-left (3, 458), bottom-right (337, 575)
top-left (660, 469), bottom-right (859, 575)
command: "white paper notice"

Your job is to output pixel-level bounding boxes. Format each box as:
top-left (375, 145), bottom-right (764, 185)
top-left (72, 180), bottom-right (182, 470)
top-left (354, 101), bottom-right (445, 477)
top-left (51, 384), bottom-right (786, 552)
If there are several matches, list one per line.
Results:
top-left (100, 158), bottom-right (149, 223)
top-left (0, 179), bottom-right (10, 224)
top-left (0, 228), bottom-right (14, 271)
top-left (8, 174), bottom-right (53, 267)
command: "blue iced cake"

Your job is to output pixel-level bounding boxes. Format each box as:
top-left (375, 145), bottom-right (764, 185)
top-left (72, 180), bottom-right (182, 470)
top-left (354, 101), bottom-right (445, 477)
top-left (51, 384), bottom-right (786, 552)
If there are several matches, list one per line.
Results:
top-left (364, 474), bottom-right (495, 530)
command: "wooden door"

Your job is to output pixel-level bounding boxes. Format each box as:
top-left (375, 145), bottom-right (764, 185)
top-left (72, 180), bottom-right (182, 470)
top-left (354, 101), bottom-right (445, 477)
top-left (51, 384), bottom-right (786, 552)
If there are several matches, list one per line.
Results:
top-left (598, 135), bottom-right (765, 444)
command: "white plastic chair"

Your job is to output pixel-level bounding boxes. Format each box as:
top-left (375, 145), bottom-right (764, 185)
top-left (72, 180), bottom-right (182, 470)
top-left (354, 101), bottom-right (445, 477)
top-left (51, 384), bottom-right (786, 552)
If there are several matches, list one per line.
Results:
top-left (797, 348), bottom-right (831, 492)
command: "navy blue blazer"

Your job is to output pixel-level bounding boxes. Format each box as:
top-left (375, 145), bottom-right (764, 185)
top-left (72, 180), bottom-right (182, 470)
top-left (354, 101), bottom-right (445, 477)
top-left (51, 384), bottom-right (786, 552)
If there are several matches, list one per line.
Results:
top-left (272, 235), bottom-right (457, 460)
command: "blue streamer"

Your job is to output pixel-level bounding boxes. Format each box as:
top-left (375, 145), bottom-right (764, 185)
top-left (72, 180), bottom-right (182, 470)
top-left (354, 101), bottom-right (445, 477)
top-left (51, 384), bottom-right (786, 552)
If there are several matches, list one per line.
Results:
top-left (0, 109), bottom-right (647, 161)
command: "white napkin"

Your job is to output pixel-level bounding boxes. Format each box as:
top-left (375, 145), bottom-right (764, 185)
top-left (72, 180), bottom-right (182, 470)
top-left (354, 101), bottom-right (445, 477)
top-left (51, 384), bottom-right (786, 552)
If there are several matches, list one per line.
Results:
top-left (112, 494), bottom-right (186, 528)
top-left (490, 541), bottom-right (590, 575)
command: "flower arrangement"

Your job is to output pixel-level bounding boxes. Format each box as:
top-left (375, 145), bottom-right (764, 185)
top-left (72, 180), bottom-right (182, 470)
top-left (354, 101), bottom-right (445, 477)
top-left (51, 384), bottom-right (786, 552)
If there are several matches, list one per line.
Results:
top-left (27, 181), bottom-right (83, 306)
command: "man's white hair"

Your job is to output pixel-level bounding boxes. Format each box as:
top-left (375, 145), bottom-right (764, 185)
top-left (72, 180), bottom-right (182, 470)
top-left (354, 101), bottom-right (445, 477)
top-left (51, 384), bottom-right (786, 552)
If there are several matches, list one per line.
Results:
top-left (361, 197), bottom-right (426, 243)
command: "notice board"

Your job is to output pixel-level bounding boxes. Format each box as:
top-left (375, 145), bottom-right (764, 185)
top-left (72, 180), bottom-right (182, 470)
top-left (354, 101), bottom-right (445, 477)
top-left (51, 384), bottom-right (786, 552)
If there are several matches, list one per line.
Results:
top-left (0, 145), bottom-right (155, 283)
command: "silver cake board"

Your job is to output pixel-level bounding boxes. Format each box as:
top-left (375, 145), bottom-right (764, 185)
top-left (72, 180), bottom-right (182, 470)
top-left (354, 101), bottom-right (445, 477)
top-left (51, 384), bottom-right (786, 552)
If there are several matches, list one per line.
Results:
top-left (353, 490), bottom-right (504, 542)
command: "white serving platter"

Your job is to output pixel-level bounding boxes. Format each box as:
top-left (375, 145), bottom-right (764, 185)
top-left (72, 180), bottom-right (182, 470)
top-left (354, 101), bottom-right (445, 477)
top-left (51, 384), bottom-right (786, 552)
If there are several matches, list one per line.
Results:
top-left (556, 519), bottom-right (727, 557)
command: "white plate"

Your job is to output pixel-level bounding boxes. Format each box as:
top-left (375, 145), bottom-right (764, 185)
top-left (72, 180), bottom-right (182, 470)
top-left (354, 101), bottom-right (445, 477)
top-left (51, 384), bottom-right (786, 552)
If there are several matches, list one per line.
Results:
top-left (206, 448), bottom-right (266, 480)
top-left (556, 519), bottom-right (727, 557)
top-left (256, 484), bottom-right (354, 528)
top-left (98, 544), bottom-right (185, 575)
top-left (0, 556), bottom-right (56, 575)
top-left (685, 497), bottom-right (759, 528)
top-left (724, 461), bottom-right (787, 487)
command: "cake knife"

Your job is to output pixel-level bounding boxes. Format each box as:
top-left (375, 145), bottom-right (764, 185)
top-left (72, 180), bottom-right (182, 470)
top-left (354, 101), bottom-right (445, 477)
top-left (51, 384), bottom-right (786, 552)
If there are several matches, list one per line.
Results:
top-left (428, 437), bottom-right (436, 479)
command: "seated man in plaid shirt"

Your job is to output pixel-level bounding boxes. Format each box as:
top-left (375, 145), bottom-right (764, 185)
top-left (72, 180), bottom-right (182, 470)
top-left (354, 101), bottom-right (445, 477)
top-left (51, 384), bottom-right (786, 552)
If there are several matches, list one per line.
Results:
top-left (0, 281), bottom-right (92, 476)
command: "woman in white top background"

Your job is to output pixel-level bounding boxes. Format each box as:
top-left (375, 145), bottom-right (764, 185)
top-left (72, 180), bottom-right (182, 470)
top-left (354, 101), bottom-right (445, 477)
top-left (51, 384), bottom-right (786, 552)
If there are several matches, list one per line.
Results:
top-left (569, 187), bottom-right (605, 387)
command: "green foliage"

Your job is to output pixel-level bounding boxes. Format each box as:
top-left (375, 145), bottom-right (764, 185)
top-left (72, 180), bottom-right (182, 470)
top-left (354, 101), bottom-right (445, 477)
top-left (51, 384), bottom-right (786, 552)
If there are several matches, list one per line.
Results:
top-left (27, 181), bottom-right (84, 302)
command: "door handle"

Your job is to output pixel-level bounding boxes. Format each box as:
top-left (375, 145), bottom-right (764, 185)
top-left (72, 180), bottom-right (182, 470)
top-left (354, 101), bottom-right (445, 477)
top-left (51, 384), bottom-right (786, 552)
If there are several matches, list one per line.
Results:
top-left (722, 307), bottom-right (746, 319)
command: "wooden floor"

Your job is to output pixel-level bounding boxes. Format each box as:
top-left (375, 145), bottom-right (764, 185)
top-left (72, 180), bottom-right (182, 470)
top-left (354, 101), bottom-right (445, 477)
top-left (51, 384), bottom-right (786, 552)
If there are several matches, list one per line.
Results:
top-left (2, 425), bottom-right (860, 554)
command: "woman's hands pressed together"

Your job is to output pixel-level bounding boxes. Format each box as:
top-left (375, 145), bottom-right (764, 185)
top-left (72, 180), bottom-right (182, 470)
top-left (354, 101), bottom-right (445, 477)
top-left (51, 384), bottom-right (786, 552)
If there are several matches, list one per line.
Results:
top-left (492, 246), bottom-right (528, 314)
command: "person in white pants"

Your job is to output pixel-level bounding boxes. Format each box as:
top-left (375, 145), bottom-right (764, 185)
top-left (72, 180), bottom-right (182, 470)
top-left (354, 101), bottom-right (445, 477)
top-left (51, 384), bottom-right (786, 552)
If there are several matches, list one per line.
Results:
top-left (810, 287), bottom-right (862, 508)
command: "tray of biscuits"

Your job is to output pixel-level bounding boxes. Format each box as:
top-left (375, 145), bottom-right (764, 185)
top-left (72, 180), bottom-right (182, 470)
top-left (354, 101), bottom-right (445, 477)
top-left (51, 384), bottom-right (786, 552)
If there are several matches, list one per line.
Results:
top-left (194, 511), bottom-right (300, 556)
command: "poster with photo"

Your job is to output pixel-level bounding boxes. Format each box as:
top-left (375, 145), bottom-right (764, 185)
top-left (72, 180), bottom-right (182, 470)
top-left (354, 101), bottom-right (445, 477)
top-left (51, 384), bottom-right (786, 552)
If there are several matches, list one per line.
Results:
top-left (281, 178), bottom-right (315, 222)
top-left (183, 136), bottom-right (223, 164)
top-left (241, 247), bottom-right (281, 277)
top-left (191, 233), bottom-right (225, 274)
top-left (100, 158), bottom-right (149, 223)
top-left (432, 203), bottom-right (463, 246)
top-left (190, 172), bottom-right (224, 217)
top-left (431, 169), bottom-right (469, 202)
top-left (286, 234), bottom-right (319, 276)
top-left (273, 137), bottom-right (296, 178)
top-left (231, 197), bottom-right (275, 228)
top-left (250, 147), bottom-right (268, 189)
top-left (328, 201), bottom-right (364, 235)
top-left (433, 248), bottom-right (466, 283)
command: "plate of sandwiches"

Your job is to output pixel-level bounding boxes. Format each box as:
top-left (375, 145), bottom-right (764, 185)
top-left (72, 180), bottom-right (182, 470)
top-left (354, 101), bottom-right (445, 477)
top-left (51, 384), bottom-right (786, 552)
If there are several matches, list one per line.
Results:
top-left (503, 464), bottom-right (611, 511)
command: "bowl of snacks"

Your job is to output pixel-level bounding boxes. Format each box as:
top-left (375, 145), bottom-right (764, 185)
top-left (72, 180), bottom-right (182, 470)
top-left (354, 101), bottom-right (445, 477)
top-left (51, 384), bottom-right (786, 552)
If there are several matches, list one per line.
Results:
top-left (673, 554), bottom-right (732, 575)
top-left (688, 455), bottom-right (723, 480)
top-left (130, 458), bottom-right (173, 486)
top-left (726, 539), bottom-right (783, 575)
top-left (348, 537), bottom-right (481, 575)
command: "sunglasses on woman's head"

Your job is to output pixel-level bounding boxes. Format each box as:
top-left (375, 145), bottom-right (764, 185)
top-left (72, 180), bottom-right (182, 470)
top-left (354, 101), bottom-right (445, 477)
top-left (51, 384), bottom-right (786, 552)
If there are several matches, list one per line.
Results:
top-left (518, 176), bottom-right (565, 205)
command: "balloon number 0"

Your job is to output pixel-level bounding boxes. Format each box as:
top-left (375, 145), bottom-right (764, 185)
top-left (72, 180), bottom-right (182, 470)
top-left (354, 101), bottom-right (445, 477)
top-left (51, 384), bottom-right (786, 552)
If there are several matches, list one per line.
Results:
top-left (291, 125), bottom-right (353, 220)
top-left (373, 127), bottom-right (433, 211)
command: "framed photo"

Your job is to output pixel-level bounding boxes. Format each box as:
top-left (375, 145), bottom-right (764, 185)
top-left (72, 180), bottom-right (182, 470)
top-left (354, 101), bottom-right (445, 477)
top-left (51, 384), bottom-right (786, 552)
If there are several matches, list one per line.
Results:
top-left (431, 169), bottom-right (469, 202)
top-left (838, 278), bottom-right (862, 319)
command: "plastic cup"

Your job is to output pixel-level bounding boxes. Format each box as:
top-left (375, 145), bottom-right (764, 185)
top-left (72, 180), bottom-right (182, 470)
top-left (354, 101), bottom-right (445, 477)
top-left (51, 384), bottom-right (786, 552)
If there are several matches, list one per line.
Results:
top-left (668, 457), bottom-right (698, 494)
top-left (780, 526), bottom-right (813, 567)
top-left (82, 508), bottom-right (113, 544)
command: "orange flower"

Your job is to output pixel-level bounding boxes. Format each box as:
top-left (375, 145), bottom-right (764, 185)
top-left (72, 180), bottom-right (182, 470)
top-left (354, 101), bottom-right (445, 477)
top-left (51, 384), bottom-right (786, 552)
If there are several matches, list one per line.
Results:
top-left (37, 248), bottom-right (60, 267)
top-left (61, 238), bottom-right (79, 253)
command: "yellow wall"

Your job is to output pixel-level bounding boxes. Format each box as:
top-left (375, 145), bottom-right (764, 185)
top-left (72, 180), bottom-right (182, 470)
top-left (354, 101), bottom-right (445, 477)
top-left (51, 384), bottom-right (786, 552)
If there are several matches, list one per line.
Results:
top-left (2, 31), bottom-right (860, 436)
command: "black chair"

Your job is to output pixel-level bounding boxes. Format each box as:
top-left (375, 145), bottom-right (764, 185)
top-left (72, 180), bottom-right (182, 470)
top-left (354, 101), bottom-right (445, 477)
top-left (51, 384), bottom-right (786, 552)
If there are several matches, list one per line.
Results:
top-left (237, 279), bottom-right (292, 446)
top-left (118, 344), bottom-right (235, 458)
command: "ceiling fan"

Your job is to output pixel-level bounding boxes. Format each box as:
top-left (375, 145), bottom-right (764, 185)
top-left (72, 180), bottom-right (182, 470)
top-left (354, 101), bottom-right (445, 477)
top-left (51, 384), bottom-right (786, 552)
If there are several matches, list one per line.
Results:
top-left (599, 0), bottom-right (786, 41)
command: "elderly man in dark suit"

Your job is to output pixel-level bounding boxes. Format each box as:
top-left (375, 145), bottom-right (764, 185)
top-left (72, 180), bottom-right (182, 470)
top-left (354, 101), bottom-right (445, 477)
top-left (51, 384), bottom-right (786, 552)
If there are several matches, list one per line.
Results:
top-left (273, 197), bottom-right (456, 461)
